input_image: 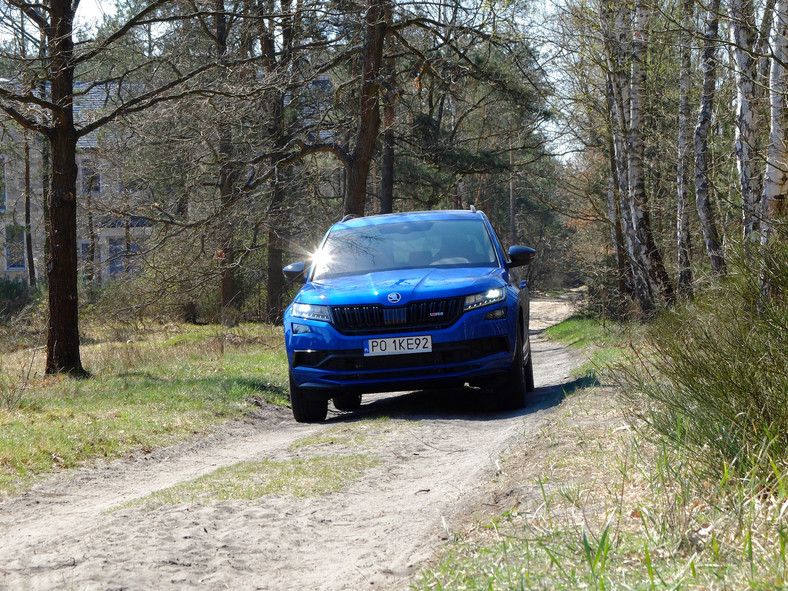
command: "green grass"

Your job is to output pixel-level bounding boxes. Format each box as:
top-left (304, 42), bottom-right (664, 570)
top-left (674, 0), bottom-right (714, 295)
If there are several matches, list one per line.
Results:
top-left (545, 314), bottom-right (628, 381)
top-left (413, 387), bottom-right (788, 590)
top-left (128, 454), bottom-right (380, 507)
top-left (414, 297), bottom-right (788, 590)
top-left (0, 323), bottom-right (290, 496)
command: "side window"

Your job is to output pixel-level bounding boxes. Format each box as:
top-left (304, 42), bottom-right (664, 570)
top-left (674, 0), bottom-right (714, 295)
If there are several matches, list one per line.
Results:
top-left (81, 163), bottom-right (100, 195)
top-left (5, 224), bottom-right (25, 270)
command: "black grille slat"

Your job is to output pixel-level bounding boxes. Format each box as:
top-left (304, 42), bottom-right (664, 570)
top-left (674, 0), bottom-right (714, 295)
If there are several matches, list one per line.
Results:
top-left (331, 297), bottom-right (463, 335)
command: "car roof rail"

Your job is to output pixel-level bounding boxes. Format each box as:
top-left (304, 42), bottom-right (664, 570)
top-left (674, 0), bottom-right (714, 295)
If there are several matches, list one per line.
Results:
top-left (469, 205), bottom-right (477, 213)
top-left (340, 214), bottom-right (357, 223)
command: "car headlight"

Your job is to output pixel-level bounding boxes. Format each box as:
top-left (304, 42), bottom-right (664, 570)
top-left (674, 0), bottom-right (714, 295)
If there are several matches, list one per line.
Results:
top-left (463, 288), bottom-right (506, 311)
top-left (291, 302), bottom-right (331, 322)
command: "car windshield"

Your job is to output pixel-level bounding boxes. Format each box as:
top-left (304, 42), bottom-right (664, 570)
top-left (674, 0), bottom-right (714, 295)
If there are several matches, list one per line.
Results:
top-left (311, 219), bottom-right (499, 280)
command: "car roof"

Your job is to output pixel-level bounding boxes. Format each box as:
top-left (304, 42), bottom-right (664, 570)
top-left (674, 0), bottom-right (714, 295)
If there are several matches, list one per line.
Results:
top-left (333, 210), bottom-right (483, 230)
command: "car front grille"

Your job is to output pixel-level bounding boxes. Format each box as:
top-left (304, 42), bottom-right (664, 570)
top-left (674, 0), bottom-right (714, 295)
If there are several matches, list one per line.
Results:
top-left (331, 298), bottom-right (463, 334)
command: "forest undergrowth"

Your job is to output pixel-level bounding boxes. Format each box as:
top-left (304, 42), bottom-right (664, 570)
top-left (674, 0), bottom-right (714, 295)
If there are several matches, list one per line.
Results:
top-left (416, 242), bottom-right (788, 589)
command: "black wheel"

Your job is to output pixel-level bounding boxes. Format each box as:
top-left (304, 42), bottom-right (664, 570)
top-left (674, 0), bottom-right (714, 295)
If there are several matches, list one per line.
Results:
top-left (289, 372), bottom-right (328, 423)
top-left (524, 333), bottom-right (535, 393)
top-left (333, 393), bottom-right (362, 412)
top-left (498, 325), bottom-right (528, 410)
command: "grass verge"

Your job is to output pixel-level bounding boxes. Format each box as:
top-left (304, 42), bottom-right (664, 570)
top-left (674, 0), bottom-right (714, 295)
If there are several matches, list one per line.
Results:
top-left (413, 313), bottom-right (788, 590)
top-left (415, 384), bottom-right (788, 590)
top-left (544, 313), bottom-right (628, 379)
top-left (0, 322), bottom-right (289, 497)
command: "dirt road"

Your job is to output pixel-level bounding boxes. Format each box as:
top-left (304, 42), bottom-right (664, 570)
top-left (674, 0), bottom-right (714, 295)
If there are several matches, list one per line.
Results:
top-left (0, 297), bottom-right (583, 591)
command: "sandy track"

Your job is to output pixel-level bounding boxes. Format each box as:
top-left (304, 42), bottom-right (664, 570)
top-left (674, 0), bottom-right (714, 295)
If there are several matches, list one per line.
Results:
top-left (0, 297), bottom-right (582, 591)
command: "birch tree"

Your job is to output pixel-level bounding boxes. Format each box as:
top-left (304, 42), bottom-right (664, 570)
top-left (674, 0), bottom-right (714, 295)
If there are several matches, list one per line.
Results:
top-left (694, 0), bottom-right (726, 275)
top-left (598, 0), bottom-right (673, 314)
top-left (761, 0), bottom-right (788, 243)
top-left (676, 0), bottom-right (693, 295)
top-left (729, 0), bottom-right (762, 239)
top-left (628, 1), bottom-right (673, 309)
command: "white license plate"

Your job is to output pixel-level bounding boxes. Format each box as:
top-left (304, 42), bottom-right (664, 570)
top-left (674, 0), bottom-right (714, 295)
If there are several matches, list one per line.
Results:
top-left (364, 335), bottom-right (432, 356)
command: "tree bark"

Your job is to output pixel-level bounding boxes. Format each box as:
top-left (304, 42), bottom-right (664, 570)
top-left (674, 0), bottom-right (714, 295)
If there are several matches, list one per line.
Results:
top-left (45, 0), bottom-right (83, 375)
top-left (627, 1), bottom-right (674, 311)
top-left (19, 18), bottom-right (35, 287)
top-left (676, 0), bottom-right (693, 296)
top-left (214, 0), bottom-right (239, 325)
top-left (600, 1), bottom-right (649, 307)
top-left (343, 0), bottom-right (386, 217)
top-left (761, 0), bottom-right (788, 244)
top-left (694, 0), bottom-right (727, 275)
top-left (24, 131), bottom-right (35, 286)
top-left (729, 0), bottom-right (762, 239)
top-left (258, 0), bottom-right (293, 323)
top-left (380, 1), bottom-right (395, 215)
top-left (606, 135), bottom-right (629, 304)
top-left (265, 225), bottom-right (285, 322)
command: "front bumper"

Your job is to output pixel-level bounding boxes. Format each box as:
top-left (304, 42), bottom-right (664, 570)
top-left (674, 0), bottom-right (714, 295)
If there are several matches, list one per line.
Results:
top-left (285, 305), bottom-right (516, 394)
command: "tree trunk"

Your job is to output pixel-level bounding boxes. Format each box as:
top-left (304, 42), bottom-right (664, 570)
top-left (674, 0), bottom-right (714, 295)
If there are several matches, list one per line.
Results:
top-left (600, 0), bottom-right (650, 307)
top-left (509, 147), bottom-right (516, 245)
top-left (729, 0), bottom-right (762, 239)
top-left (86, 192), bottom-right (96, 283)
top-left (343, 0), bottom-right (386, 217)
top-left (627, 1), bottom-right (674, 311)
top-left (380, 2), bottom-right (395, 215)
top-left (606, 135), bottom-right (629, 304)
top-left (258, 0), bottom-right (293, 324)
top-left (44, 0), bottom-right (84, 375)
top-left (676, 0), bottom-right (693, 296)
top-left (215, 0), bottom-right (239, 325)
top-left (761, 0), bottom-right (788, 244)
top-left (24, 131), bottom-right (35, 286)
top-left (266, 226), bottom-right (285, 322)
top-left (694, 0), bottom-right (727, 275)
top-left (19, 18), bottom-right (36, 287)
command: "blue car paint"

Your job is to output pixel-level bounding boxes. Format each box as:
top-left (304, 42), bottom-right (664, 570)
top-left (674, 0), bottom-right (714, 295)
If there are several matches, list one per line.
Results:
top-left (283, 209), bottom-right (529, 397)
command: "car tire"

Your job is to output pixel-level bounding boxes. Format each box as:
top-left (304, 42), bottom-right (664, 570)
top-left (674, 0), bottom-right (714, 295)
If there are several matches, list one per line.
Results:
top-left (333, 393), bottom-right (362, 412)
top-left (525, 334), bottom-right (535, 393)
top-left (289, 372), bottom-right (328, 423)
top-left (498, 325), bottom-right (529, 410)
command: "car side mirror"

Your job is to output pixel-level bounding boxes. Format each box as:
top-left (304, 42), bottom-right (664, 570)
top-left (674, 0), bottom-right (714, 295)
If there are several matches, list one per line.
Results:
top-left (283, 261), bottom-right (307, 281)
top-left (507, 246), bottom-right (535, 268)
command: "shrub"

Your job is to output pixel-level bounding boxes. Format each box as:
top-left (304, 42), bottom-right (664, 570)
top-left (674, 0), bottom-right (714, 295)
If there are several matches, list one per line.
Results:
top-left (0, 278), bottom-right (30, 318)
top-left (616, 236), bottom-right (788, 482)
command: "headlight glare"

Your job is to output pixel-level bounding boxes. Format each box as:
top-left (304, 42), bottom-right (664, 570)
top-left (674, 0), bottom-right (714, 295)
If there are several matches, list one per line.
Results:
top-left (463, 288), bottom-right (506, 311)
top-left (292, 302), bottom-right (331, 322)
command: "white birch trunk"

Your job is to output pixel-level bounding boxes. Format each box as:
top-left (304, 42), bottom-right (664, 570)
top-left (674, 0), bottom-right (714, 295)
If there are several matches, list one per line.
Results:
top-left (729, 0), bottom-right (763, 239)
top-left (761, 0), bottom-right (788, 244)
top-left (694, 0), bottom-right (727, 275)
top-left (627, 0), bottom-right (674, 310)
top-left (676, 0), bottom-right (693, 295)
top-left (599, 0), bottom-right (650, 306)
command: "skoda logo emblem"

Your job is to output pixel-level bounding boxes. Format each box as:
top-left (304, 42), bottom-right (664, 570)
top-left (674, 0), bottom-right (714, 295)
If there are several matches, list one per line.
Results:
top-left (387, 292), bottom-right (402, 304)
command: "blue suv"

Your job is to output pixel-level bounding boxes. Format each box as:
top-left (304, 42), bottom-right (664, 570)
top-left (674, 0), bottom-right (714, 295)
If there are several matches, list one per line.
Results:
top-left (282, 208), bottom-right (535, 422)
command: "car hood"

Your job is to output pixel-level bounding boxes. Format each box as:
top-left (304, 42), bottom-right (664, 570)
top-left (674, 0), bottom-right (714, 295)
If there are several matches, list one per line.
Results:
top-left (294, 267), bottom-right (508, 307)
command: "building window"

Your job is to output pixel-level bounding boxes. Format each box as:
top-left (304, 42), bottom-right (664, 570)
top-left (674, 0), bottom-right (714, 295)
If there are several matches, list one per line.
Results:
top-left (108, 238), bottom-right (140, 277)
top-left (82, 163), bottom-right (100, 195)
top-left (6, 225), bottom-right (25, 270)
top-left (0, 160), bottom-right (6, 211)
